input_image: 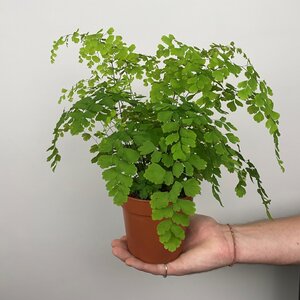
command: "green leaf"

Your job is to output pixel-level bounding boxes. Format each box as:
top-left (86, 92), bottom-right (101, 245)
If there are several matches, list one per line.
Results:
top-left (212, 69), bottom-right (224, 81)
top-left (82, 133), bottom-right (91, 141)
top-left (128, 44), bottom-right (136, 52)
top-left (170, 224), bottom-right (185, 240)
top-left (102, 167), bottom-right (118, 181)
top-left (182, 178), bottom-right (200, 197)
top-left (180, 137), bottom-right (196, 148)
top-left (157, 219), bottom-right (172, 235)
top-left (159, 137), bottom-right (168, 152)
top-left (70, 121), bottom-right (84, 135)
top-left (138, 140), bottom-right (156, 155)
top-left (171, 142), bottom-right (186, 161)
top-left (226, 133), bottom-right (240, 144)
top-left (267, 86), bottom-right (273, 96)
top-left (188, 84), bottom-right (198, 93)
top-left (162, 122), bottom-right (179, 133)
top-left (107, 27), bottom-right (114, 34)
top-left (172, 162), bottom-right (184, 178)
top-left (270, 111), bottom-right (280, 121)
top-left (163, 236), bottom-right (181, 252)
top-left (47, 145), bottom-right (59, 162)
top-left (269, 121), bottom-right (278, 134)
top-left (46, 145), bottom-right (55, 152)
top-left (106, 35), bottom-right (114, 45)
top-left (97, 155), bottom-right (113, 168)
top-left (189, 154), bottom-right (207, 170)
top-left (164, 171), bottom-right (174, 185)
top-left (237, 80), bottom-right (248, 88)
top-left (247, 105), bottom-right (259, 114)
top-left (151, 150), bottom-right (162, 163)
top-left (116, 160), bottom-right (137, 176)
top-left (113, 191), bottom-right (128, 205)
top-left (161, 154), bottom-right (174, 167)
top-left (253, 111), bottom-right (264, 122)
top-left (235, 99), bottom-right (243, 107)
top-left (266, 118), bottom-right (274, 129)
top-left (254, 94), bottom-right (264, 107)
top-left (182, 118), bottom-right (193, 125)
top-left (92, 56), bottom-right (100, 63)
top-left (157, 111), bottom-right (173, 122)
top-left (158, 231), bottom-right (172, 243)
top-left (237, 86), bottom-right (252, 100)
top-left (117, 173), bottom-right (133, 187)
top-left (172, 202), bottom-right (181, 212)
top-left (151, 192), bottom-right (170, 209)
top-left (161, 35), bottom-right (172, 46)
top-left (172, 213), bottom-right (190, 226)
top-left (215, 143), bottom-right (226, 155)
top-left (227, 101), bottom-right (237, 112)
top-left (144, 163), bottom-right (166, 184)
top-left (99, 139), bottom-right (113, 153)
top-left (152, 207), bottom-right (173, 220)
top-left (203, 132), bottom-right (213, 143)
top-left (119, 148), bottom-right (140, 163)
top-left (235, 185), bottom-right (246, 197)
top-left (248, 78), bottom-right (258, 91)
top-left (177, 199), bottom-right (196, 215)
top-left (170, 79), bottom-right (181, 89)
top-left (169, 181), bottom-right (183, 202)
top-left (109, 182), bottom-right (130, 197)
top-left (183, 161), bottom-right (194, 176)
top-left (71, 33), bottom-right (80, 43)
top-left (180, 128), bottom-right (196, 139)
top-left (165, 132), bottom-right (179, 145)
top-left (226, 121), bottom-right (237, 131)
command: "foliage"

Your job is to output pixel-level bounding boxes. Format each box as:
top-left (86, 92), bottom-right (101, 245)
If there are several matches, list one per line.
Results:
top-left (47, 27), bottom-right (284, 252)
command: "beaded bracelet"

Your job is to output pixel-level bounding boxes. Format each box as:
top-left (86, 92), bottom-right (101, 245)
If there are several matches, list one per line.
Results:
top-left (227, 224), bottom-right (236, 266)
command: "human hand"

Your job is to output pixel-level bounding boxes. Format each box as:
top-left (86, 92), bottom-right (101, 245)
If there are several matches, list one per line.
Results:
top-left (111, 214), bottom-right (234, 276)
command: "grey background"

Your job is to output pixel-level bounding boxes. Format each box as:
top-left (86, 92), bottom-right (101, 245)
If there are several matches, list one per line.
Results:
top-left (0, 0), bottom-right (299, 299)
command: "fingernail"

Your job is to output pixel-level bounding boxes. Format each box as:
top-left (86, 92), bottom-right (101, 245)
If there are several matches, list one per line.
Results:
top-left (125, 261), bottom-right (131, 267)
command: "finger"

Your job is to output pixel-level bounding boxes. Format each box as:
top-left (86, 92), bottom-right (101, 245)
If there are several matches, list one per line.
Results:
top-left (112, 245), bottom-right (134, 262)
top-left (120, 235), bottom-right (127, 241)
top-left (111, 236), bottom-right (128, 249)
top-left (125, 257), bottom-right (172, 276)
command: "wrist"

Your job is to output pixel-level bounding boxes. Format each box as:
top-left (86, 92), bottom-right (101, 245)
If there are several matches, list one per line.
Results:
top-left (227, 224), bottom-right (237, 266)
top-left (220, 223), bottom-right (237, 266)
top-left (226, 222), bottom-right (276, 264)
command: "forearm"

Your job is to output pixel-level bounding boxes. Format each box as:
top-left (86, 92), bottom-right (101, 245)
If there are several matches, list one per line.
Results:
top-left (224, 215), bottom-right (300, 265)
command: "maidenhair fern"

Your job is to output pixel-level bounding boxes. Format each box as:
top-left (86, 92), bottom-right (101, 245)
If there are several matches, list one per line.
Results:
top-left (47, 27), bottom-right (284, 252)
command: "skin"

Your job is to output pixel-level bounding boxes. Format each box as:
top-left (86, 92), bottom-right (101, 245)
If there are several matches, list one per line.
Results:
top-left (111, 214), bottom-right (300, 276)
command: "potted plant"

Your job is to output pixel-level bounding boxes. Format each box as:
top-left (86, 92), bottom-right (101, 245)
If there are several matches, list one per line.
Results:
top-left (47, 27), bottom-right (284, 264)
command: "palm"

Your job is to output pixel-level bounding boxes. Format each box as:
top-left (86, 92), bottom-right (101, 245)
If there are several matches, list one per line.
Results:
top-left (111, 214), bottom-right (233, 276)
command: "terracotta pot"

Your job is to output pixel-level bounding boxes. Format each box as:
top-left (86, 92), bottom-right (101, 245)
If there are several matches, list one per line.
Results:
top-left (122, 195), bottom-right (192, 264)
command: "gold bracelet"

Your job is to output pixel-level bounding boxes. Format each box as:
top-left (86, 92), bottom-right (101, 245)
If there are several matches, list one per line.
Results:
top-left (227, 224), bottom-right (236, 267)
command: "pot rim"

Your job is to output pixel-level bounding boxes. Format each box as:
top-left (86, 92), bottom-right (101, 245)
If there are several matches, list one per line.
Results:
top-left (123, 195), bottom-right (193, 217)
top-left (127, 195), bottom-right (151, 202)
top-left (127, 195), bottom-right (193, 202)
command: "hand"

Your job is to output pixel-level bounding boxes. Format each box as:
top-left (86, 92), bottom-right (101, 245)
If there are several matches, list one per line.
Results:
top-left (111, 214), bottom-right (234, 276)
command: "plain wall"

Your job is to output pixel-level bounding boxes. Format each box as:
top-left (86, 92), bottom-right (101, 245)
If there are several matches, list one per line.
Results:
top-left (0, 0), bottom-right (299, 299)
